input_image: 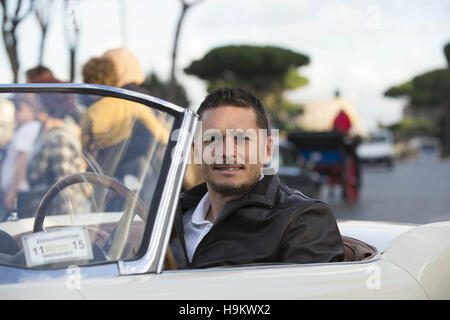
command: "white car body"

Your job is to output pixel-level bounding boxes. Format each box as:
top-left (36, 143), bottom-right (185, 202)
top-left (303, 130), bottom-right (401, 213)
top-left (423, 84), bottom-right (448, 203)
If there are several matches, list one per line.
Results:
top-left (357, 130), bottom-right (395, 167)
top-left (2, 216), bottom-right (449, 299)
top-left (0, 84), bottom-right (449, 300)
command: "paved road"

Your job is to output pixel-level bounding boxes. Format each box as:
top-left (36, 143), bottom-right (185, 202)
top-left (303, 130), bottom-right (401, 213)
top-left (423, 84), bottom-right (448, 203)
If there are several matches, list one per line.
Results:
top-left (319, 158), bottom-right (450, 225)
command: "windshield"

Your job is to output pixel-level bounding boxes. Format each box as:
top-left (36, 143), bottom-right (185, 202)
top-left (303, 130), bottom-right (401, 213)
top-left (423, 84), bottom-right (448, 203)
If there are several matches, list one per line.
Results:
top-left (0, 91), bottom-right (174, 269)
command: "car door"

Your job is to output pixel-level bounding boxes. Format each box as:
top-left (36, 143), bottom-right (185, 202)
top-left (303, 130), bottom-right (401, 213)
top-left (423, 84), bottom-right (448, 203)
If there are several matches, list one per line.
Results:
top-left (0, 84), bottom-right (197, 299)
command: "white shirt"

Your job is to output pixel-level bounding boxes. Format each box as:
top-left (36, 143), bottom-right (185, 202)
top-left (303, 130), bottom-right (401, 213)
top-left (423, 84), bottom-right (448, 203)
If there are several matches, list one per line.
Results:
top-left (0, 121), bottom-right (41, 192)
top-left (183, 174), bottom-right (264, 262)
top-left (183, 192), bottom-right (213, 262)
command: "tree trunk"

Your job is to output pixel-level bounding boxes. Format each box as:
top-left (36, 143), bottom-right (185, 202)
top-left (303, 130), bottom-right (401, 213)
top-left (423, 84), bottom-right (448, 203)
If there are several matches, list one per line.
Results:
top-left (168, 3), bottom-right (188, 102)
top-left (0, 0), bottom-right (34, 83)
top-left (2, 34), bottom-right (19, 82)
top-left (69, 47), bottom-right (76, 82)
top-left (168, 0), bottom-right (205, 103)
top-left (443, 105), bottom-right (450, 156)
top-left (38, 27), bottom-right (47, 65)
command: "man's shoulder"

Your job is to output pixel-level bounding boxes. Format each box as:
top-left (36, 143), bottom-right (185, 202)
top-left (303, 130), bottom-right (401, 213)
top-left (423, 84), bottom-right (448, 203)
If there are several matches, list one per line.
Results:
top-left (275, 180), bottom-right (331, 216)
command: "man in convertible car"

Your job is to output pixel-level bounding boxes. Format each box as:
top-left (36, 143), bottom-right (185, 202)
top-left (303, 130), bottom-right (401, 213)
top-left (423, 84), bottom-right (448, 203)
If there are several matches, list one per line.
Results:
top-left (171, 87), bottom-right (345, 269)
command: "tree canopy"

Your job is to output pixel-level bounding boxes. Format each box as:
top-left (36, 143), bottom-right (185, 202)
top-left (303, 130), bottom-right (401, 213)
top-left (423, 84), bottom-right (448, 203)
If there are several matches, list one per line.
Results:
top-left (142, 72), bottom-right (190, 108)
top-left (384, 42), bottom-right (450, 107)
top-left (184, 45), bottom-right (310, 131)
top-left (384, 41), bottom-right (450, 154)
top-left (385, 69), bottom-right (450, 107)
top-left (185, 45), bottom-right (309, 94)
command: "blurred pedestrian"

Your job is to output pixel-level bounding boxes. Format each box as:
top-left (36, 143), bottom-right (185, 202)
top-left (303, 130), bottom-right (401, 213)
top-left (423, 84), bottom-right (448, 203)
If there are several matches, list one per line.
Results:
top-left (102, 47), bottom-right (146, 93)
top-left (24, 91), bottom-right (86, 217)
top-left (100, 48), bottom-right (202, 191)
top-left (27, 65), bottom-right (84, 124)
top-left (0, 99), bottom-right (15, 162)
top-left (80, 48), bottom-right (171, 211)
top-left (0, 94), bottom-right (41, 220)
top-left (333, 109), bottom-right (352, 134)
top-left (82, 56), bottom-right (118, 87)
top-left (80, 49), bottom-right (168, 176)
top-left (25, 65), bottom-right (55, 83)
top-left (80, 56), bottom-right (119, 108)
top-left (332, 109), bottom-right (361, 188)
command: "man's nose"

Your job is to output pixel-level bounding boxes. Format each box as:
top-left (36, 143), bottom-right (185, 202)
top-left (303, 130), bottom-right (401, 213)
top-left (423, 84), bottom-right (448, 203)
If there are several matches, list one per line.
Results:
top-left (222, 136), bottom-right (237, 162)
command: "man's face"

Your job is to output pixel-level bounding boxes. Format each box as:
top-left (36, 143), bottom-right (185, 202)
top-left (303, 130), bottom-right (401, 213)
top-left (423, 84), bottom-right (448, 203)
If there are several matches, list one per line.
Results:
top-left (198, 105), bottom-right (272, 196)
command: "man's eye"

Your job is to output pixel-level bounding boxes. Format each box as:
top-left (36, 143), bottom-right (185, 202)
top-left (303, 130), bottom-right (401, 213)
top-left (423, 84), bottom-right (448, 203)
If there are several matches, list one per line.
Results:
top-left (203, 136), bottom-right (216, 145)
top-left (234, 136), bottom-right (250, 142)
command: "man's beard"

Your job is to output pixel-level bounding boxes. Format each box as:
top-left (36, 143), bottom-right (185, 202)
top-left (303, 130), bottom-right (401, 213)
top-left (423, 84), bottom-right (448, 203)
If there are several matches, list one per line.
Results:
top-left (202, 164), bottom-right (262, 197)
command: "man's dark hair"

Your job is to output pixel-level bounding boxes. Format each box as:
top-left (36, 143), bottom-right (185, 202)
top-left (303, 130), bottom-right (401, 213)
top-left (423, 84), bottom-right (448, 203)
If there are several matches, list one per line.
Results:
top-left (197, 87), bottom-right (269, 130)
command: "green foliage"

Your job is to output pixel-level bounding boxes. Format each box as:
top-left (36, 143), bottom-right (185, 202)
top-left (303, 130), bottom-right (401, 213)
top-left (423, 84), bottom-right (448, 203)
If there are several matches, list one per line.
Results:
top-left (444, 42), bottom-right (450, 67)
top-left (284, 67), bottom-right (309, 90)
top-left (385, 42), bottom-right (450, 107)
top-left (184, 45), bottom-right (310, 131)
top-left (386, 116), bottom-right (439, 140)
top-left (263, 93), bottom-right (304, 132)
top-left (409, 69), bottom-right (450, 106)
top-left (384, 42), bottom-right (450, 153)
top-left (142, 72), bottom-right (190, 108)
top-left (185, 45), bottom-right (310, 82)
top-left (384, 81), bottom-right (412, 98)
top-left (386, 69), bottom-right (450, 106)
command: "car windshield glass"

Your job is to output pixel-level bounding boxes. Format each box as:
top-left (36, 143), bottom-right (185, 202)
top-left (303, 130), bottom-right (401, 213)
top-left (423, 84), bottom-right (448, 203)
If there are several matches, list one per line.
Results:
top-left (0, 92), bottom-right (174, 270)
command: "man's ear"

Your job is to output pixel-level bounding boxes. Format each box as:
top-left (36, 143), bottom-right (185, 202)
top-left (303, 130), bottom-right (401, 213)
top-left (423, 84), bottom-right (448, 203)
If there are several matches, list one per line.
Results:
top-left (265, 134), bottom-right (274, 164)
top-left (259, 132), bottom-right (274, 165)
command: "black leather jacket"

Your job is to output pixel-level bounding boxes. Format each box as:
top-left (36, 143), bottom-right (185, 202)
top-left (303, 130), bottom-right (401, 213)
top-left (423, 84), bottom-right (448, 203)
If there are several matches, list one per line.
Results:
top-left (171, 175), bottom-right (345, 269)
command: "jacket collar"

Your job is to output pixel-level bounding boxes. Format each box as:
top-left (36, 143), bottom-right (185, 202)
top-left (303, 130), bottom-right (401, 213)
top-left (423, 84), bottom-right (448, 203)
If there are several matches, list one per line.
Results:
top-left (180, 174), bottom-right (280, 213)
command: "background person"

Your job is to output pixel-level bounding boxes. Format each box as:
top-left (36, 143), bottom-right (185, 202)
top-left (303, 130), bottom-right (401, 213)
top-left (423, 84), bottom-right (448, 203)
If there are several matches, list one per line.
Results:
top-left (80, 50), bottom-right (169, 211)
top-left (0, 94), bottom-right (41, 220)
top-left (24, 91), bottom-right (86, 217)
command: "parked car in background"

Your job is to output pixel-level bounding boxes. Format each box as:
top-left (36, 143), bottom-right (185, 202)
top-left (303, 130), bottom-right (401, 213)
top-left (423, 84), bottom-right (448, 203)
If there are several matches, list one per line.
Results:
top-left (357, 129), bottom-right (395, 168)
top-left (409, 136), bottom-right (442, 160)
top-left (268, 139), bottom-right (322, 198)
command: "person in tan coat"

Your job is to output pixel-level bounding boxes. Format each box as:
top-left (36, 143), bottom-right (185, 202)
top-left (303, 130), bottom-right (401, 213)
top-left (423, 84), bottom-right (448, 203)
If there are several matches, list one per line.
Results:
top-left (81, 48), bottom-right (202, 191)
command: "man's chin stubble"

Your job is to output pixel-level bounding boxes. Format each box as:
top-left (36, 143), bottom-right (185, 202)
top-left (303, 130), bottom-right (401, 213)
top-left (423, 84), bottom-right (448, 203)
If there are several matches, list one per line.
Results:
top-left (208, 181), bottom-right (255, 197)
top-left (203, 166), bottom-right (262, 197)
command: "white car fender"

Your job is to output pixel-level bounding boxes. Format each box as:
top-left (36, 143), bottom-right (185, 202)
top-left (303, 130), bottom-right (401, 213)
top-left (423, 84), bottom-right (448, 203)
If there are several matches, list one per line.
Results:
top-left (380, 221), bottom-right (450, 299)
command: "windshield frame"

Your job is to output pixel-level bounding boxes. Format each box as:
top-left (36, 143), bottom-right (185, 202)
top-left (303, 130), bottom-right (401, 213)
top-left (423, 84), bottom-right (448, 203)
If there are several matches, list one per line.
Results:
top-left (0, 83), bottom-right (197, 276)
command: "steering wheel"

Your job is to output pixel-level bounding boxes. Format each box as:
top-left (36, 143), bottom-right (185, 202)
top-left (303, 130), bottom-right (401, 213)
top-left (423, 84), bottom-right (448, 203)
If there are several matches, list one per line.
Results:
top-left (32, 172), bottom-right (177, 270)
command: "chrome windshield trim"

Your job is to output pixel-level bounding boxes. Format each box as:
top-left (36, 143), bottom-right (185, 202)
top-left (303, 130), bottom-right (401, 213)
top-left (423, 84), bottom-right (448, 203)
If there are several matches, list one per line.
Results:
top-left (119, 109), bottom-right (198, 275)
top-left (0, 84), bottom-right (192, 278)
top-left (0, 83), bottom-right (185, 114)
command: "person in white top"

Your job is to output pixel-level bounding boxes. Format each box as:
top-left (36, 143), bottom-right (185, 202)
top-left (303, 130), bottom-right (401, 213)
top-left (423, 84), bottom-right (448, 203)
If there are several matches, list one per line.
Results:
top-left (0, 93), bottom-right (41, 220)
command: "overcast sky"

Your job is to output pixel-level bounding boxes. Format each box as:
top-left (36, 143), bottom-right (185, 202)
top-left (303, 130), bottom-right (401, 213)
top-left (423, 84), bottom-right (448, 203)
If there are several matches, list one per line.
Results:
top-left (1, 0), bottom-right (449, 131)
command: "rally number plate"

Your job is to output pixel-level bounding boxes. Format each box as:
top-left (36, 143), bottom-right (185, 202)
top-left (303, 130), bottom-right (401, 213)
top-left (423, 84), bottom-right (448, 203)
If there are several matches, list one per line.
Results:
top-left (23, 226), bottom-right (93, 267)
